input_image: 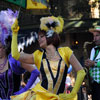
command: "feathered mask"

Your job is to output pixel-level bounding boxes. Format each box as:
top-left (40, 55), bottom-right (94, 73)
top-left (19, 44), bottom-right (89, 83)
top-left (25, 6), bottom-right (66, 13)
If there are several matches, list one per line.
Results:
top-left (40, 16), bottom-right (64, 37)
top-left (0, 9), bottom-right (18, 46)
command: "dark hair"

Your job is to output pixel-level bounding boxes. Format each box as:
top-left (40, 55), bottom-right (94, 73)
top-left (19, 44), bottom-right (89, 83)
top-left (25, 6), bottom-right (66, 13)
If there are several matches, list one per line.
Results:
top-left (38, 30), bottom-right (60, 48)
top-left (5, 35), bottom-right (12, 56)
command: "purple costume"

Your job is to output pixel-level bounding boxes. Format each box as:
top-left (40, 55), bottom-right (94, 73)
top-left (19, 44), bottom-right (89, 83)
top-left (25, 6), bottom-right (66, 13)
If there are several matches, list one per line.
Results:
top-left (0, 54), bottom-right (25, 99)
top-left (0, 9), bottom-right (40, 99)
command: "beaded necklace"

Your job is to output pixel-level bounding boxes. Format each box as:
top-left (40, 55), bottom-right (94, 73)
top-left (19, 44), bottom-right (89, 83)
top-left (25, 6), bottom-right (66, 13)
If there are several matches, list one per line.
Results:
top-left (45, 51), bottom-right (58, 60)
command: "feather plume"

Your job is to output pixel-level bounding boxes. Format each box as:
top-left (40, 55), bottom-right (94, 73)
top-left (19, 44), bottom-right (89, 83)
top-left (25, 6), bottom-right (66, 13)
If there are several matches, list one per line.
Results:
top-left (40, 16), bottom-right (64, 34)
top-left (0, 9), bottom-right (18, 45)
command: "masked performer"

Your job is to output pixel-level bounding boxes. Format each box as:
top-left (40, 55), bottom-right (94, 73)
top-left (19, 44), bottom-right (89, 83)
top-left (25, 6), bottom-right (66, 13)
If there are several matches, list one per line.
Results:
top-left (10, 16), bottom-right (86, 100)
top-left (0, 9), bottom-right (40, 100)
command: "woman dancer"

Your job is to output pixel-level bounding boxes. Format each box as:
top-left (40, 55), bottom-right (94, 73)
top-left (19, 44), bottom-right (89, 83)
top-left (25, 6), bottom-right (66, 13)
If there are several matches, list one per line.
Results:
top-left (11, 16), bottom-right (86, 100)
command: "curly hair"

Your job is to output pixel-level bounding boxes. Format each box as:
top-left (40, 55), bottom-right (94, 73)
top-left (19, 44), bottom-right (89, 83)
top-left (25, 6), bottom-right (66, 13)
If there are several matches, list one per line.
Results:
top-left (5, 35), bottom-right (12, 56)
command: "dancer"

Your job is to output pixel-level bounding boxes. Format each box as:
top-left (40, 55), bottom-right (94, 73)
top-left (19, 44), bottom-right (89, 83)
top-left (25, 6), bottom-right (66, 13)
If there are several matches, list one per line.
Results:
top-left (11, 16), bottom-right (86, 100)
top-left (0, 9), bottom-right (40, 100)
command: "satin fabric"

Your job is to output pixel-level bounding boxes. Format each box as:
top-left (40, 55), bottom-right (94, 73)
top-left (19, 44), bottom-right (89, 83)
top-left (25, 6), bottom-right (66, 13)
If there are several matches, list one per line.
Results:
top-left (10, 83), bottom-right (77, 100)
top-left (33, 47), bottom-right (73, 70)
top-left (10, 47), bottom-right (77, 100)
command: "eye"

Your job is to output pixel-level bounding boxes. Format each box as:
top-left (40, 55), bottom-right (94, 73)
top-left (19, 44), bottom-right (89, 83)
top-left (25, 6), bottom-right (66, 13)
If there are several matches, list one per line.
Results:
top-left (41, 35), bottom-right (45, 38)
top-left (38, 35), bottom-right (45, 39)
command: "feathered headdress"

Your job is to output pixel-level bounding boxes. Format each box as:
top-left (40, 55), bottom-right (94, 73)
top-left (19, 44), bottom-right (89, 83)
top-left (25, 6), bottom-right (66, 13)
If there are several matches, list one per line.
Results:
top-left (0, 9), bottom-right (18, 45)
top-left (40, 16), bottom-right (64, 37)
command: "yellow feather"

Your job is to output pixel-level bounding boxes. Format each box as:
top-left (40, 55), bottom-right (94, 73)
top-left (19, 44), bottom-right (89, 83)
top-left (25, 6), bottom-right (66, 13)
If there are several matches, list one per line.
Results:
top-left (40, 16), bottom-right (64, 34)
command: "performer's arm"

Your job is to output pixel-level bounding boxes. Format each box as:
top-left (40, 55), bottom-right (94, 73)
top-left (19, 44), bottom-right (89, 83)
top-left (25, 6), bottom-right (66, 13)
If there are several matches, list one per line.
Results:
top-left (59, 69), bottom-right (86, 99)
top-left (11, 19), bottom-right (20, 60)
top-left (59, 54), bottom-right (86, 99)
top-left (11, 19), bottom-right (34, 64)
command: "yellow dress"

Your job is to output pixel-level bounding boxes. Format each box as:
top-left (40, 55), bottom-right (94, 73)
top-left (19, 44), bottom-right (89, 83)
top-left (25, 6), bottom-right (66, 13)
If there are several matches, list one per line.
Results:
top-left (10, 83), bottom-right (77, 100)
top-left (10, 47), bottom-right (77, 100)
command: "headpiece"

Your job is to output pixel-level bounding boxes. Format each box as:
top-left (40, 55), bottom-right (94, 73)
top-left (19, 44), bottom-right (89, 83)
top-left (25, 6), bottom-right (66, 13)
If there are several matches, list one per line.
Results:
top-left (89, 21), bottom-right (100, 33)
top-left (0, 9), bottom-right (18, 46)
top-left (40, 16), bottom-right (64, 37)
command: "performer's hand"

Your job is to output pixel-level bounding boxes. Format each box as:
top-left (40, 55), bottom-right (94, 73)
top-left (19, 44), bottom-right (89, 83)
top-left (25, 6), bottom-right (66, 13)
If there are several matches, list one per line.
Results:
top-left (59, 69), bottom-right (85, 100)
top-left (85, 58), bottom-right (95, 68)
top-left (11, 19), bottom-right (20, 33)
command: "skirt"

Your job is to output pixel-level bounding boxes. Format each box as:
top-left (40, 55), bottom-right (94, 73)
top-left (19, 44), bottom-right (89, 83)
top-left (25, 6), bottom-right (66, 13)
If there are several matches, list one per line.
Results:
top-left (10, 83), bottom-right (77, 100)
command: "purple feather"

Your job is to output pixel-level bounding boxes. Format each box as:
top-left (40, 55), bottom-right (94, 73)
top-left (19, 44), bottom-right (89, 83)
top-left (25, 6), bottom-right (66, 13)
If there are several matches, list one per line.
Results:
top-left (0, 9), bottom-right (18, 46)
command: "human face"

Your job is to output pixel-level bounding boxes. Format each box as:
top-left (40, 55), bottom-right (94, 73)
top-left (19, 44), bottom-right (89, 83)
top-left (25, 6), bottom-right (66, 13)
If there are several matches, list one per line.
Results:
top-left (92, 31), bottom-right (100, 46)
top-left (38, 34), bottom-right (47, 48)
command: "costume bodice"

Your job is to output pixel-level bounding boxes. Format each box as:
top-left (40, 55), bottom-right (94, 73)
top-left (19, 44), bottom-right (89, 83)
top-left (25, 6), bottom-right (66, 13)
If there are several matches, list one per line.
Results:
top-left (0, 62), bottom-right (21, 99)
top-left (0, 54), bottom-right (25, 99)
top-left (33, 47), bottom-right (73, 94)
top-left (40, 52), bottom-right (68, 94)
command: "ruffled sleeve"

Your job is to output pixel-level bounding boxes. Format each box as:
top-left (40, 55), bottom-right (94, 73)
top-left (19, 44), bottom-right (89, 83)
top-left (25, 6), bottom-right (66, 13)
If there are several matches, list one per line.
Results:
top-left (33, 50), bottom-right (43, 70)
top-left (58, 47), bottom-right (73, 67)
